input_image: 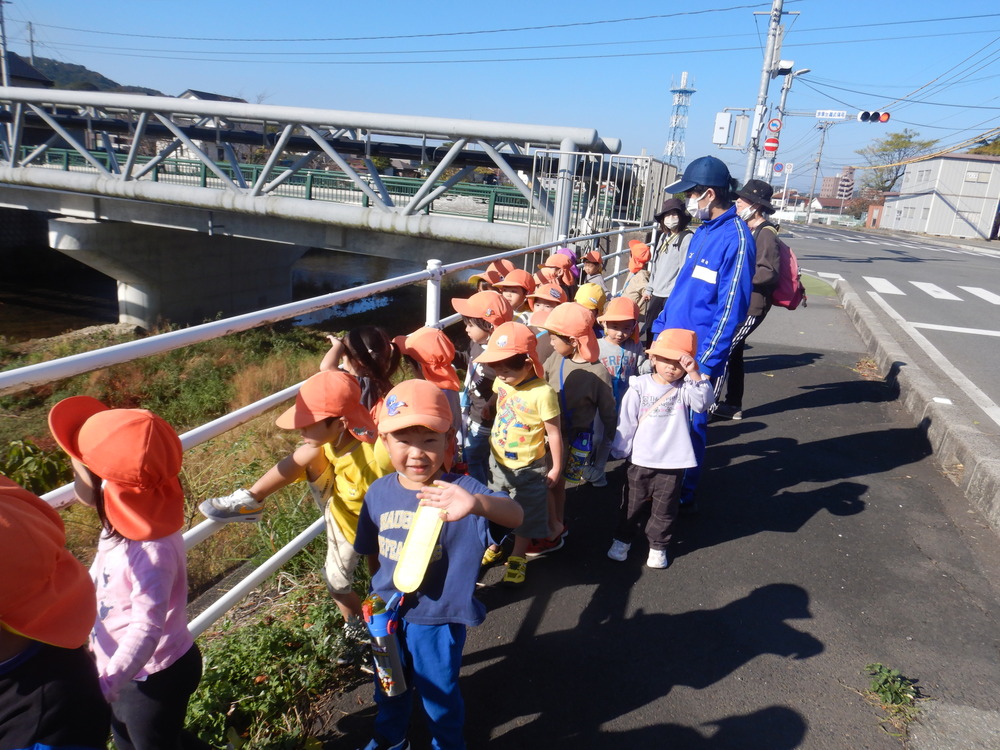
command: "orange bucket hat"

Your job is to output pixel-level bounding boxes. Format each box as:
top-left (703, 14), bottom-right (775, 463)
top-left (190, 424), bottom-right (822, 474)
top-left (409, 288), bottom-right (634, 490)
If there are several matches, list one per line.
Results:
top-left (574, 282), bottom-right (607, 314)
top-left (582, 248), bottom-right (602, 264)
top-left (628, 240), bottom-right (651, 273)
top-left (49, 396), bottom-right (185, 542)
top-left (493, 268), bottom-right (537, 295)
top-left (0, 476), bottom-right (97, 649)
top-left (451, 290), bottom-right (513, 328)
top-left (539, 302), bottom-right (600, 364)
top-left (538, 253), bottom-right (576, 288)
top-left (598, 296), bottom-right (640, 323)
top-left (275, 370), bottom-right (377, 442)
top-left (394, 327), bottom-right (461, 392)
top-left (377, 379), bottom-right (454, 434)
top-left (473, 321), bottom-right (544, 378)
top-left (527, 283), bottom-right (568, 311)
top-left (647, 329), bottom-right (698, 360)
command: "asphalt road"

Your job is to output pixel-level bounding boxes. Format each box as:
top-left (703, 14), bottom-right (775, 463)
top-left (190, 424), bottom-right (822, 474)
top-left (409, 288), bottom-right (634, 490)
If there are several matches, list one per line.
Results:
top-left (786, 224), bottom-right (1000, 429)
top-left (320, 286), bottom-right (1000, 749)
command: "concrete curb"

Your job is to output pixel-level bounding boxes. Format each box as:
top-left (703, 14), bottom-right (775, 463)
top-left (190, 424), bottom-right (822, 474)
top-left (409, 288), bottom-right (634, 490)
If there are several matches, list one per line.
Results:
top-left (835, 278), bottom-right (1000, 535)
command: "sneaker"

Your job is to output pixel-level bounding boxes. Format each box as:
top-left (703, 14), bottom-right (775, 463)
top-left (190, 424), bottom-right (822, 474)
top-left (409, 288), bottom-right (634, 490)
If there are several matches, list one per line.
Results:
top-left (198, 489), bottom-right (264, 523)
top-left (646, 549), bottom-right (670, 569)
top-left (481, 545), bottom-right (506, 568)
top-left (607, 539), bottom-right (631, 562)
top-left (502, 556), bottom-right (527, 587)
top-left (712, 403), bottom-right (743, 420)
top-left (525, 535), bottom-right (565, 558)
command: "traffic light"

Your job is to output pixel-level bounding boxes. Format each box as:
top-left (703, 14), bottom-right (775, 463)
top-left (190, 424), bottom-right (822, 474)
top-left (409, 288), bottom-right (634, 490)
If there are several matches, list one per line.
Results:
top-left (857, 111), bottom-right (891, 123)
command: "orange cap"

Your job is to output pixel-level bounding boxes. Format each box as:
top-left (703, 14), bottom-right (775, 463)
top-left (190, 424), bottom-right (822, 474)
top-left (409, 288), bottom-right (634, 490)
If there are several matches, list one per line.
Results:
top-left (493, 268), bottom-right (537, 295)
top-left (582, 249), bottom-right (602, 264)
top-left (377, 379), bottom-right (454, 434)
top-left (647, 328), bottom-right (698, 360)
top-left (598, 296), bottom-right (640, 323)
top-left (527, 283), bottom-right (568, 311)
top-left (538, 253), bottom-right (576, 287)
top-left (539, 303), bottom-right (600, 363)
top-left (473, 321), bottom-right (544, 378)
top-left (574, 282), bottom-right (607, 314)
top-left (48, 396), bottom-right (184, 542)
top-left (0, 476), bottom-right (97, 649)
top-left (394, 327), bottom-right (461, 392)
top-left (275, 370), bottom-right (377, 442)
top-left (628, 240), bottom-right (651, 273)
top-left (451, 290), bottom-right (513, 328)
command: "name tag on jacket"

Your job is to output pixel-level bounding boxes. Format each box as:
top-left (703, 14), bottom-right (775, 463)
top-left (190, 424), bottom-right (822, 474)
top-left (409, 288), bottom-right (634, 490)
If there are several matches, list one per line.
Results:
top-left (692, 265), bottom-right (718, 284)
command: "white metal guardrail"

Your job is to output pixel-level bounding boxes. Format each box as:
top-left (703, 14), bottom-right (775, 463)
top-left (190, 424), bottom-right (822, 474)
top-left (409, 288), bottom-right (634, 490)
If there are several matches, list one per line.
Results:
top-left (3, 225), bottom-right (651, 636)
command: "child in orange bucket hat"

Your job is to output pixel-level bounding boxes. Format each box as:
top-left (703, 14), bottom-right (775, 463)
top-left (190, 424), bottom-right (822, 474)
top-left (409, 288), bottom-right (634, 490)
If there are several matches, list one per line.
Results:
top-left (47, 396), bottom-right (210, 748)
top-left (0, 476), bottom-right (111, 749)
top-left (394, 326), bottom-right (463, 437)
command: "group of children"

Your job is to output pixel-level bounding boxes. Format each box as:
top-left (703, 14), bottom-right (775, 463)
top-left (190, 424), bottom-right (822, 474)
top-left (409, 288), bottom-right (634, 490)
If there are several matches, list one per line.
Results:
top-left (1, 243), bottom-right (714, 750)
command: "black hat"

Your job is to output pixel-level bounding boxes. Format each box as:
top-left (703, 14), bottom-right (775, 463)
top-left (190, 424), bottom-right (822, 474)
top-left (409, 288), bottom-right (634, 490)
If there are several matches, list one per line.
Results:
top-left (735, 179), bottom-right (775, 213)
top-left (654, 197), bottom-right (689, 223)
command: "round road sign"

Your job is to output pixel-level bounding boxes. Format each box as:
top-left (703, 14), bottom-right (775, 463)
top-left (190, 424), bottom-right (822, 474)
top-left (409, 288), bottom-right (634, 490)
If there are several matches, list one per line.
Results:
top-left (767, 118), bottom-right (782, 133)
top-left (773, 162), bottom-right (785, 174)
top-left (763, 137), bottom-right (780, 153)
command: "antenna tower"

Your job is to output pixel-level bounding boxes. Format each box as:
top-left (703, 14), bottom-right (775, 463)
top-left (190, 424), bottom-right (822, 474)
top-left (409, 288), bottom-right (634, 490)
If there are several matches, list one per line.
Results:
top-left (663, 71), bottom-right (696, 172)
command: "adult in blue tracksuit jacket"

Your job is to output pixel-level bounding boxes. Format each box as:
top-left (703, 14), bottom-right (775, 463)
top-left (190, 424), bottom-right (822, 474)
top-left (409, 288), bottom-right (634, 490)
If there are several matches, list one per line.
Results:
top-left (651, 156), bottom-right (754, 505)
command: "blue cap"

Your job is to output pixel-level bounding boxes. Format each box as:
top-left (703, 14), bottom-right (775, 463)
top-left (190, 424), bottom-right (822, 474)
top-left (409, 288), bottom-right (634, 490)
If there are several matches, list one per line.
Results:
top-left (664, 156), bottom-right (733, 193)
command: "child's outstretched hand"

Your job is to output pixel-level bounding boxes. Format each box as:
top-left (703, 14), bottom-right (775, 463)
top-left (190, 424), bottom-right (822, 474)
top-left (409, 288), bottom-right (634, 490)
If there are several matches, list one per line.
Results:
top-left (417, 480), bottom-right (477, 522)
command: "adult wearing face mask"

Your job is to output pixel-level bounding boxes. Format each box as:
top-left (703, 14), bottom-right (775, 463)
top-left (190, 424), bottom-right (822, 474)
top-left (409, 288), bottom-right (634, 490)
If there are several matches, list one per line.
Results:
top-left (712, 179), bottom-right (781, 420)
top-left (650, 155), bottom-right (754, 510)
top-left (642, 198), bottom-right (693, 345)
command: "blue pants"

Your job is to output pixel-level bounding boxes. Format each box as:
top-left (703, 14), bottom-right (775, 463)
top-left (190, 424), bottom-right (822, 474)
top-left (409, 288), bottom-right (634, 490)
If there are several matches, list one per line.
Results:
top-left (463, 421), bottom-right (491, 486)
top-left (680, 408), bottom-right (708, 505)
top-left (370, 621), bottom-right (467, 750)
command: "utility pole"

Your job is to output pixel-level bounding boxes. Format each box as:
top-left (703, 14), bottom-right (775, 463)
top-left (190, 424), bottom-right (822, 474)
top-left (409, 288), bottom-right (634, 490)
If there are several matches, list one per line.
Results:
top-left (28, 21), bottom-right (34, 66)
top-left (744, 0), bottom-right (785, 186)
top-left (763, 67), bottom-right (809, 183)
top-left (0, 0), bottom-right (10, 88)
top-left (805, 122), bottom-right (833, 226)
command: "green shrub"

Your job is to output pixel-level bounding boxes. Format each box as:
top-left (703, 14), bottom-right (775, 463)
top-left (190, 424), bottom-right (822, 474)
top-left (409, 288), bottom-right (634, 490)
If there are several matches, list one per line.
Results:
top-left (0, 438), bottom-right (72, 494)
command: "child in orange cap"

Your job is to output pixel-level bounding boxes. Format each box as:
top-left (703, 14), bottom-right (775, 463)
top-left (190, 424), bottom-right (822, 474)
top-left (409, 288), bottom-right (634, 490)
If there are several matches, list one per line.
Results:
top-left (608, 329), bottom-right (713, 569)
top-left (621, 239), bottom-right (652, 322)
top-left (493, 268), bottom-right (536, 325)
top-left (473, 322), bottom-right (563, 586)
top-left (537, 303), bottom-right (616, 555)
top-left (580, 248), bottom-right (609, 293)
top-left (47, 396), bottom-right (210, 749)
top-left (353, 379), bottom-right (522, 750)
top-left (451, 290), bottom-right (514, 485)
top-left (200, 370), bottom-right (392, 661)
top-left (0, 476), bottom-right (111, 750)
top-left (537, 252), bottom-right (577, 299)
top-left (527, 283), bottom-right (569, 365)
top-left (395, 326), bottom-right (463, 437)
top-left (590, 296), bottom-right (647, 487)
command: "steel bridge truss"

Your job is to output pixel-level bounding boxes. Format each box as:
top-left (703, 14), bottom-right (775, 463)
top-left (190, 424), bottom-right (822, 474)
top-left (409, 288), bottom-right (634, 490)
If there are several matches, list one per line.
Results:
top-left (0, 86), bottom-right (629, 241)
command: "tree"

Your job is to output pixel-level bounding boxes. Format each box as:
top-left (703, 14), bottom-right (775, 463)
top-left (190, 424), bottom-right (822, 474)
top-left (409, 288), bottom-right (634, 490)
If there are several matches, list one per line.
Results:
top-left (968, 137), bottom-right (1000, 157)
top-left (855, 129), bottom-right (937, 194)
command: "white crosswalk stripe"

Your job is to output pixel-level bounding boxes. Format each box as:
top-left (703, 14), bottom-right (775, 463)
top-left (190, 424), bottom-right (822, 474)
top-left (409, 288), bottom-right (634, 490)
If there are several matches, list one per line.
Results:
top-left (909, 282), bottom-right (962, 300)
top-left (960, 287), bottom-right (1000, 305)
top-left (863, 276), bottom-right (905, 295)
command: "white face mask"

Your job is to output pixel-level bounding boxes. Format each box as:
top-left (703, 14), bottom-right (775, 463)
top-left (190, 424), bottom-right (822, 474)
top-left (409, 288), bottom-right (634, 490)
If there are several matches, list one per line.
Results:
top-left (687, 191), bottom-right (713, 221)
top-left (662, 215), bottom-right (680, 230)
top-left (739, 206), bottom-right (757, 222)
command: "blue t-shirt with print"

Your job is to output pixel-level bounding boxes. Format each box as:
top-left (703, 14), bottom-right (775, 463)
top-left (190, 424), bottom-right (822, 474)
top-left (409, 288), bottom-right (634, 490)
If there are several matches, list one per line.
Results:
top-left (354, 472), bottom-right (504, 626)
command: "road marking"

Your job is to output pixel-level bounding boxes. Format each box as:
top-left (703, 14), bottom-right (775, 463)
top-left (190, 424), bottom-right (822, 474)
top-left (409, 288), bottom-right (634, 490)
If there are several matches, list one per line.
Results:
top-left (911, 322), bottom-right (1000, 337)
top-left (909, 282), bottom-right (962, 300)
top-left (860, 240), bottom-right (877, 245)
top-left (867, 292), bottom-right (1000, 429)
top-left (959, 286), bottom-right (1000, 305)
top-left (863, 276), bottom-right (905, 295)
top-left (817, 271), bottom-right (843, 280)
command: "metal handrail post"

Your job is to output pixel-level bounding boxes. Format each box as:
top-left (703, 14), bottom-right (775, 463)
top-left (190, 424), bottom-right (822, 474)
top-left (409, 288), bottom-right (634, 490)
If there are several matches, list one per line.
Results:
top-left (610, 231), bottom-right (625, 296)
top-left (425, 258), bottom-right (443, 326)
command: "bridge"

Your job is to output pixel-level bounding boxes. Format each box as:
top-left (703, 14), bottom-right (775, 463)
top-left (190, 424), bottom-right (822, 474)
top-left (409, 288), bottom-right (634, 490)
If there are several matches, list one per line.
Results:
top-left (0, 86), bottom-right (673, 328)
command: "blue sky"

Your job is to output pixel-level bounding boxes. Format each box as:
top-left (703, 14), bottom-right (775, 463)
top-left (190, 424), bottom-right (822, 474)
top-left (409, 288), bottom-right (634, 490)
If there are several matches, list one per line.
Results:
top-left (8, 1), bottom-right (1000, 193)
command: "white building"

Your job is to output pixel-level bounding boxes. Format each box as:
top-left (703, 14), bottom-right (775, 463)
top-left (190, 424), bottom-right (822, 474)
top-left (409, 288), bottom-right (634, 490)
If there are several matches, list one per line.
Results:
top-left (883, 153), bottom-right (1000, 240)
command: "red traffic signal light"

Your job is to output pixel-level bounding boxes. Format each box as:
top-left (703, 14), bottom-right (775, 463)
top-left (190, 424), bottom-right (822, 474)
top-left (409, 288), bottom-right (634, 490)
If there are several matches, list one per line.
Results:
top-left (857, 111), bottom-right (891, 123)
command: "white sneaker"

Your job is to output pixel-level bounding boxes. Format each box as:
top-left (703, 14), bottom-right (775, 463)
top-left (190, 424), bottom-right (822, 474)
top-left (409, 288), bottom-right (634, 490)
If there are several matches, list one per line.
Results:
top-left (607, 539), bottom-right (631, 562)
top-left (646, 549), bottom-right (670, 569)
top-left (198, 489), bottom-right (264, 523)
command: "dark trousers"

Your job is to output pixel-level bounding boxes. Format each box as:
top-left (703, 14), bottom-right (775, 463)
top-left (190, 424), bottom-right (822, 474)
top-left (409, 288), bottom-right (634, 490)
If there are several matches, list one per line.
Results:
top-left (714, 313), bottom-right (766, 409)
top-left (110, 643), bottom-right (211, 750)
top-left (615, 464), bottom-right (683, 550)
top-left (642, 295), bottom-right (668, 346)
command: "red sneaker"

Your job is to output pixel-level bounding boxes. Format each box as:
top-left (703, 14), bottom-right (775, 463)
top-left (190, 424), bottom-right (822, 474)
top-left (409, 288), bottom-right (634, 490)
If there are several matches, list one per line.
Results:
top-left (525, 535), bottom-right (565, 558)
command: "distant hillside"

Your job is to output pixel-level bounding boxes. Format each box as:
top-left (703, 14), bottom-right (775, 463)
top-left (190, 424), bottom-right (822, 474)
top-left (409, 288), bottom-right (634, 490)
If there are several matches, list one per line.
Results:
top-left (32, 57), bottom-right (164, 96)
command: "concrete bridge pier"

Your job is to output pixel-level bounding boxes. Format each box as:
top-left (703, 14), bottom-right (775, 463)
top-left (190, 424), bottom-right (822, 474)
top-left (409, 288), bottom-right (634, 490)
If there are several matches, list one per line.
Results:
top-left (49, 218), bottom-right (308, 330)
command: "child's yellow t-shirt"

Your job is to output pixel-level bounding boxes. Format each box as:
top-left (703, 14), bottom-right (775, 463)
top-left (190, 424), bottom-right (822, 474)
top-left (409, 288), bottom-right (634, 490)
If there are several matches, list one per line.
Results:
top-left (490, 376), bottom-right (560, 469)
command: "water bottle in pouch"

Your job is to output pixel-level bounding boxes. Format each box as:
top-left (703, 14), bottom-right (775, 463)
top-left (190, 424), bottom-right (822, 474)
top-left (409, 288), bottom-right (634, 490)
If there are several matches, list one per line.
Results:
top-left (362, 593), bottom-right (407, 696)
top-left (563, 430), bottom-right (593, 483)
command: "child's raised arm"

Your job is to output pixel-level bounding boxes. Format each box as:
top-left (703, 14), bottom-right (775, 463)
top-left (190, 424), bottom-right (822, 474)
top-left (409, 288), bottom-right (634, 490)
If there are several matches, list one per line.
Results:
top-left (320, 335), bottom-right (346, 372)
top-left (417, 480), bottom-right (524, 529)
